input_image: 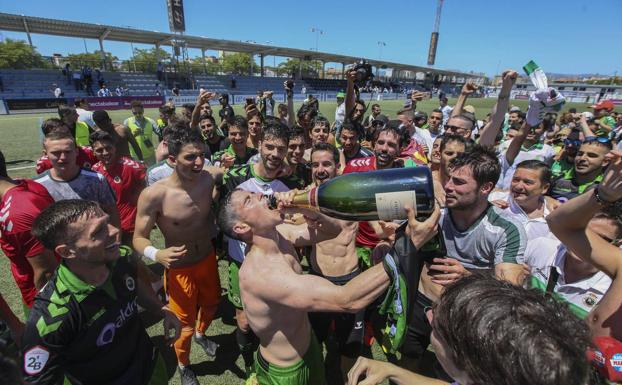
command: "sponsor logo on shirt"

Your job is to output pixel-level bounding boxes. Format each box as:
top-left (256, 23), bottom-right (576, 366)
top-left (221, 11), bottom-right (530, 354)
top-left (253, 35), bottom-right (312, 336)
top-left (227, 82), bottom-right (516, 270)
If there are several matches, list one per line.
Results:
top-left (24, 346), bottom-right (50, 375)
top-left (96, 298), bottom-right (138, 346)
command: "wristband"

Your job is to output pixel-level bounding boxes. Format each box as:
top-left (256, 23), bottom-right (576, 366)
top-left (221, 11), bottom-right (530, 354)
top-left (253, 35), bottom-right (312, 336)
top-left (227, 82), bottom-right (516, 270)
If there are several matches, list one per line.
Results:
top-left (144, 246), bottom-right (160, 262)
top-left (593, 186), bottom-right (616, 207)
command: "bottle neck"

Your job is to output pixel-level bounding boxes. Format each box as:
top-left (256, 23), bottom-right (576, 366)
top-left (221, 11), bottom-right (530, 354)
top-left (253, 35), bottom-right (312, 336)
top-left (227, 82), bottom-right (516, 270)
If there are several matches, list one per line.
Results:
top-left (291, 188), bottom-right (318, 210)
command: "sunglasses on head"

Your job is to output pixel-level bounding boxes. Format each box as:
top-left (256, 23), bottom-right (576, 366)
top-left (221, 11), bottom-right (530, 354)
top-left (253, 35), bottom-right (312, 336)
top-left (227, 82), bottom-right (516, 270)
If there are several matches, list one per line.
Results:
top-left (583, 136), bottom-right (611, 144)
top-left (563, 139), bottom-right (582, 147)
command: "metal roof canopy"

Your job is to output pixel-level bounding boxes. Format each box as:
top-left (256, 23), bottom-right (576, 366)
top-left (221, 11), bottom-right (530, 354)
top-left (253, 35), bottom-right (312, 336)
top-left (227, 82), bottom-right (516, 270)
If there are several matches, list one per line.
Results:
top-left (0, 12), bottom-right (483, 80)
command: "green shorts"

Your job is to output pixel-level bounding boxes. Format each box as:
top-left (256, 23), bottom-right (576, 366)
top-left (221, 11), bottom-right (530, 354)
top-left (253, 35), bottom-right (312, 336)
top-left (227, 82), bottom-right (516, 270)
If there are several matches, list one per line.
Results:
top-left (255, 333), bottom-right (325, 385)
top-left (228, 260), bottom-right (243, 309)
top-left (147, 353), bottom-right (167, 385)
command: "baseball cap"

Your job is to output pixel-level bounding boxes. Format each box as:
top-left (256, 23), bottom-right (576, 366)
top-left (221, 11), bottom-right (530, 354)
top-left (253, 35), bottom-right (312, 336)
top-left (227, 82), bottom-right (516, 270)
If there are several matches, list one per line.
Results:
top-left (591, 100), bottom-right (615, 111)
top-left (588, 336), bottom-right (622, 382)
top-left (463, 105), bottom-right (476, 114)
top-left (509, 106), bottom-right (521, 113)
top-left (336, 92), bottom-right (345, 98)
top-left (414, 111), bottom-right (428, 120)
top-left (582, 111), bottom-right (594, 120)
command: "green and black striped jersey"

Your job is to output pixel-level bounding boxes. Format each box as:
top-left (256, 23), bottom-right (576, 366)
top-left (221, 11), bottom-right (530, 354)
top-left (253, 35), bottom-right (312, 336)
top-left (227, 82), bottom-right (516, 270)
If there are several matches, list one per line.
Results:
top-left (22, 246), bottom-right (158, 385)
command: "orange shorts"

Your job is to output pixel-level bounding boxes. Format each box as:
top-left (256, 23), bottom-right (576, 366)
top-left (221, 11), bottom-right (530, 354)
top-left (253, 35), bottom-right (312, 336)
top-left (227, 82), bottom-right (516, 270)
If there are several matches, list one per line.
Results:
top-left (164, 252), bottom-right (221, 365)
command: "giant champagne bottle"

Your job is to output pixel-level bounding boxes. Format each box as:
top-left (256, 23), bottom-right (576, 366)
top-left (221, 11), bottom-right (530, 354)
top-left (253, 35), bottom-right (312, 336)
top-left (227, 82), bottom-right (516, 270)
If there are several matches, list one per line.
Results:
top-left (269, 167), bottom-right (435, 221)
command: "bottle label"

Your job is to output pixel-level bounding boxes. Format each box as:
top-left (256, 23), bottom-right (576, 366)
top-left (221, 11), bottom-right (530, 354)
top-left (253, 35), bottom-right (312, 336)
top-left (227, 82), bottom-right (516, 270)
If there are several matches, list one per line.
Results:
top-left (375, 191), bottom-right (417, 220)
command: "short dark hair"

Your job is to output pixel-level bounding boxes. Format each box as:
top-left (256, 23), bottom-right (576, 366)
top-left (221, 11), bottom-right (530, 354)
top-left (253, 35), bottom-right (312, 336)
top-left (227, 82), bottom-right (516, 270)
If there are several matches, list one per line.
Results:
top-left (261, 121), bottom-right (289, 144)
top-left (449, 113), bottom-right (476, 130)
top-left (89, 130), bottom-right (116, 146)
top-left (311, 142), bottom-right (339, 164)
top-left (57, 104), bottom-right (75, 119)
top-left (227, 115), bottom-right (249, 132)
top-left (297, 103), bottom-right (318, 121)
top-left (277, 103), bottom-right (287, 112)
top-left (440, 134), bottom-right (471, 152)
top-left (73, 98), bottom-right (87, 108)
top-left (434, 274), bottom-right (591, 385)
top-left (159, 104), bottom-right (175, 116)
top-left (371, 103), bottom-right (380, 109)
top-left (130, 100), bottom-right (144, 109)
top-left (288, 126), bottom-right (306, 142)
top-left (218, 189), bottom-right (243, 240)
top-left (40, 118), bottom-right (68, 136)
top-left (32, 200), bottom-right (103, 250)
top-left (199, 114), bottom-right (216, 126)
top-left (340, 120), bottom-right (360, 138)
top-left (581, 138), bottom-right (613, 151)
top-left (167, 125), bottom-right (204, 157)
top-left (373, 125), bottom-right (407, 148)
top-left (0, 150), bottom-right (7, 178)
top-left (449, 144), bottom-right (500, 186)
top-left (515, 159), bottom-right (552, 185)
top-left (312, 115), bottom-right (330, 128)
top-left (182, 103), bottom-right (195, 111)
top-left (92, 110), bottom-right (111, 126)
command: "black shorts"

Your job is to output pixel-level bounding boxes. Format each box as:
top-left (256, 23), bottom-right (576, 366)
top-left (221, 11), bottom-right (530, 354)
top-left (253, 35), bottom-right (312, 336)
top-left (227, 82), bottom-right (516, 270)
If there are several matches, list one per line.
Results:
top-left (308, 268), bottom-right (365, 357)
top-left (401, 291), bottom-right (433, 359)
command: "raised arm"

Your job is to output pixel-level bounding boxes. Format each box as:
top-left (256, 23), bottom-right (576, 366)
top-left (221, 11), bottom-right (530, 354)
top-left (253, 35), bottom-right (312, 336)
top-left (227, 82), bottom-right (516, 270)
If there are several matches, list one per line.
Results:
top-left (345, 69), bottom-right (357, 118)
top-left (578, 114), bottom-right (596, 137)
top-left (547, 151), bottom-right (622, 337)
top-left (257, 257), bottom-right (390, 313)
top-left (285, 81), bottom-right (295, 129)
top-left (190, 91), bottom-right (215, 128)
top-left (478, 70), bottom-right (518, 147)
top-left (451, 81), bottom-right (478, 118)
top-left (123, 125), bottom-right (143, 160)
top-left (504, 120), bottom-right (530, 167)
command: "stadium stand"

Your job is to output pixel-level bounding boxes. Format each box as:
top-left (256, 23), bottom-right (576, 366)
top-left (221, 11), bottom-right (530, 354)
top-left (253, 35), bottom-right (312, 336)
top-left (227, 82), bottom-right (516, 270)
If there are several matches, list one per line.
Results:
top-left (215, 75), bottom-right (306, 93)
top-left (303, 78), bottom-right (347, 92)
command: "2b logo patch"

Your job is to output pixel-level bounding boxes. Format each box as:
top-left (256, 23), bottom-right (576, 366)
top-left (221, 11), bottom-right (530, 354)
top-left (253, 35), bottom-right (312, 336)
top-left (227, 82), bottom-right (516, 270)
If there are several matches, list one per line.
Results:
top-left (24, 346), bottom-right (50, 375)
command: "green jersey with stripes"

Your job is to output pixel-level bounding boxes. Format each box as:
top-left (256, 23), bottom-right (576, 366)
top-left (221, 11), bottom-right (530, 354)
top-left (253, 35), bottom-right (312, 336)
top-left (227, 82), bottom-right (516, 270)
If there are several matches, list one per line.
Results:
top-left (440, 205), bottom-right (526, 269)
top-left (21, 246), bottom-right (159, 385)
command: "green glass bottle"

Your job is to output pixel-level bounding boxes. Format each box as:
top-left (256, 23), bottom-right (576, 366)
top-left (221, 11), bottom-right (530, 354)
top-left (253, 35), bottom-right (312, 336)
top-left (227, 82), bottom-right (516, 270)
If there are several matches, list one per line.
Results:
top-left (270, 167), bottom-right (435, 221)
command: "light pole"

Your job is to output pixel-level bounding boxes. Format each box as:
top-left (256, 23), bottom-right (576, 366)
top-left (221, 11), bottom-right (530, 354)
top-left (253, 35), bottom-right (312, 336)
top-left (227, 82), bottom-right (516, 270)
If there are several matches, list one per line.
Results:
top-left (266, 41), bottom-right (276, 76)
top-left (377, 41), bottom-right (386, 78)
top-left (310, 27), bottom-right (324, 52)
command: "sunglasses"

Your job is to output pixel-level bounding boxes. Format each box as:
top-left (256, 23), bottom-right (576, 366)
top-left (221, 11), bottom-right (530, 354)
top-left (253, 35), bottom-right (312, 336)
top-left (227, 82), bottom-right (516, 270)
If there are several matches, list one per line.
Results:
top-left (563, 139), bottom-right (582, 147)
top-left (583, 136), bottom-right (611, 144)
top-left (445, 125), bottom-right (466, 132)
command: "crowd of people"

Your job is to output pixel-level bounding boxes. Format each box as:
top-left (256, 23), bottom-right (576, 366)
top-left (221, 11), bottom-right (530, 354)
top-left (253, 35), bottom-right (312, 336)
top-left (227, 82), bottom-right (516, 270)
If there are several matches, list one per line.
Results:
top-left (1, 67), bottom-right (622, 385)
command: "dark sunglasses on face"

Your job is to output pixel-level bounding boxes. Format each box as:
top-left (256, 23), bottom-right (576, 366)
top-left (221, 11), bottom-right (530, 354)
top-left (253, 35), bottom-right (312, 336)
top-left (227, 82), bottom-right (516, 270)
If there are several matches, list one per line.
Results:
top-left (445, 125), bottom-right (465, 132)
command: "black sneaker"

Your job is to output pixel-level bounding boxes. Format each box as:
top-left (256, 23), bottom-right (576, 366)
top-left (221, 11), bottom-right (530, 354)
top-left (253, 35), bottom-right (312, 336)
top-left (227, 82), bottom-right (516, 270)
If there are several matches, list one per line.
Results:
top-left (193, 334), bottom-right (218, 357)
top-left (178, 365), bottom-right (199, 385)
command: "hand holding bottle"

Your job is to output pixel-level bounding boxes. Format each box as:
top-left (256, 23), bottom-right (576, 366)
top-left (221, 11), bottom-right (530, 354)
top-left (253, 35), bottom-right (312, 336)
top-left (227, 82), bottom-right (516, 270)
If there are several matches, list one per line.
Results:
top-left (404, 202), bottom-right (440, 250)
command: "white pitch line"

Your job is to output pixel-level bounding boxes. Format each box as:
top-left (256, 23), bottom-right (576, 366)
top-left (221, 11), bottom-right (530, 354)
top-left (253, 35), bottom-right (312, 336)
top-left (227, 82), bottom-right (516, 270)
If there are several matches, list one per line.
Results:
top-left (7, 165), bottom-right (34, 171)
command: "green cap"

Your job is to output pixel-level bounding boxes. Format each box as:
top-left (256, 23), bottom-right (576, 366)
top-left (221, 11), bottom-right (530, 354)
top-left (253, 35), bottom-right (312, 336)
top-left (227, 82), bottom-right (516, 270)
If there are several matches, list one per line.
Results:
top-left (336, 92), bottom-right (345, 98)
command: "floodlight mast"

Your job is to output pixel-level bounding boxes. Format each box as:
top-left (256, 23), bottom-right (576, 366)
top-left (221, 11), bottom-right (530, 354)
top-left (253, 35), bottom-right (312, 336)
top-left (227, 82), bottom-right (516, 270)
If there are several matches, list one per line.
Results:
top-left (427, 0), bottom-right (444, 66)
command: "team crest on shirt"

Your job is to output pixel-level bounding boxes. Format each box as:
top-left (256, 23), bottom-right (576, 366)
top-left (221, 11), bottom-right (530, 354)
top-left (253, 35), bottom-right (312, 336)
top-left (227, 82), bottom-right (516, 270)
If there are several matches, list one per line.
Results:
top-left (583, 292), bottom-right (598, 307)
top-left (24, 346), bottom-right (50, 375)
top-left (114, 176), bottom-right (122, 184)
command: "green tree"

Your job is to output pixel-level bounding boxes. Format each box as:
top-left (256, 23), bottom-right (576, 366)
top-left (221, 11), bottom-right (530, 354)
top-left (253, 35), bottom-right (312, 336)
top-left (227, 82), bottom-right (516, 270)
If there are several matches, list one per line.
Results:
top-left (65, 51), bottom-right (118, 70)
top-left (124, 47), bottom-right (171, 72)
top-left (189, 57), bottom-right (222, 75)
top-left (220, 52), bottom-right (256, 75)
top-left (0, 38), bottom-right (50, 69)
top-left (278, 58), bottom-right (320, 78)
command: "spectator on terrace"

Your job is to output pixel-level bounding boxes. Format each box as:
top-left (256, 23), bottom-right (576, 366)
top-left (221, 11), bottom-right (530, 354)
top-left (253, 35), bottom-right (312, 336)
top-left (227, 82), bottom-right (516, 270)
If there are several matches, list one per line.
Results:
top-left (52, 84), bottom-right (63, 98)
top-left (157, 62), bottom-right (164, 81)
top-left (94, 68), bottom-right (105, 89)
top-left (97, 84), bottom-right (111, 97)
top-left (171, 84), bottom-right (180, 96)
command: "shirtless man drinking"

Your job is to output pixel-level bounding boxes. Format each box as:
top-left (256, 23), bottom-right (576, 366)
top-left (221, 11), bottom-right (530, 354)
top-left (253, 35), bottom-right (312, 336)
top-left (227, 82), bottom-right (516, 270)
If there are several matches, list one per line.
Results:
top-left (218, 188), bottom-right (440, 385)
top-left (133, 128), bottom-right (221, 385)
top-left (306, 143), bottom-right (363, 379)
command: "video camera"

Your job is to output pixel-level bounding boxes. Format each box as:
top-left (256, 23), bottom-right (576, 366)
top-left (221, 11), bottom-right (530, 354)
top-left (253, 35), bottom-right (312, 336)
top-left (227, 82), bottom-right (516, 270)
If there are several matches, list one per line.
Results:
top-left (351, 60), bottom-right (374, 85)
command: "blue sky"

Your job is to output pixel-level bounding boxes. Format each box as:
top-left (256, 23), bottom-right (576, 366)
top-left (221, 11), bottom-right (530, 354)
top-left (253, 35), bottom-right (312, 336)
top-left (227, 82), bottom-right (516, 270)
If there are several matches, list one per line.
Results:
top-left (1, 0), bottom-right (621, 76)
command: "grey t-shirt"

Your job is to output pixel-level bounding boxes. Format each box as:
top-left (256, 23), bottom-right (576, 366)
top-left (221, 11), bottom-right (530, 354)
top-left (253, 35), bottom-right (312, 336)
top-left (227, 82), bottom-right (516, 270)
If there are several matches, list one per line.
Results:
top-left (440, 205), bottom-right (526, 269)
top-left (33, 169), bottom-right (116, 206)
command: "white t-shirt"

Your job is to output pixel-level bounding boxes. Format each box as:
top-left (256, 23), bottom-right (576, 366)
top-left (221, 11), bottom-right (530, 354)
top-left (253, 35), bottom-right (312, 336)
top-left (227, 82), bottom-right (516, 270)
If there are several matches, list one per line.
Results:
top-left (488, 191), bottom-right (555, 242)
top-left (411, 127), bottom-right (434, 156)
top-left (498, 144), bottom-right (555, 190)
top-left (335, 102), bottom-right (346, 125)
